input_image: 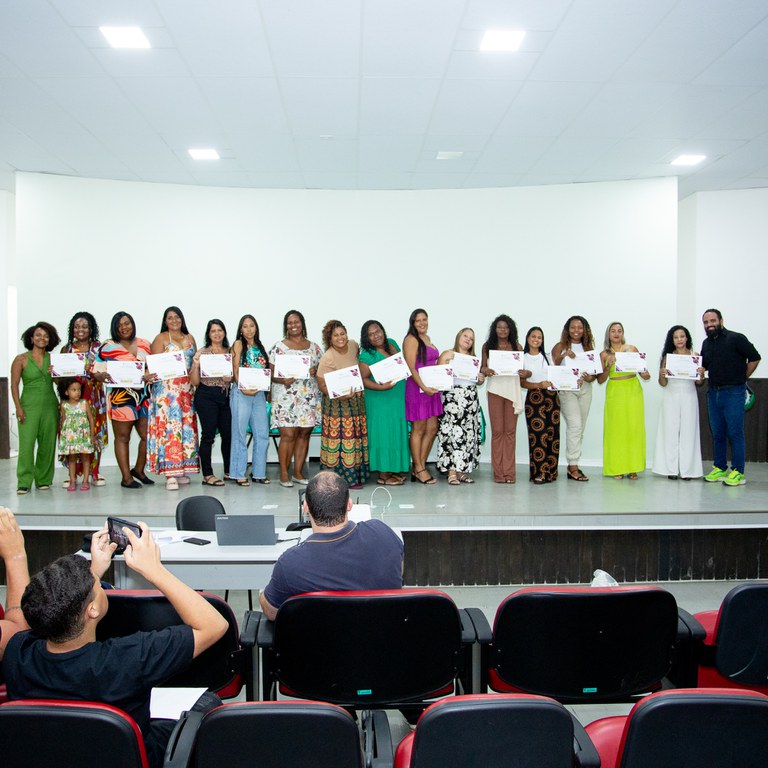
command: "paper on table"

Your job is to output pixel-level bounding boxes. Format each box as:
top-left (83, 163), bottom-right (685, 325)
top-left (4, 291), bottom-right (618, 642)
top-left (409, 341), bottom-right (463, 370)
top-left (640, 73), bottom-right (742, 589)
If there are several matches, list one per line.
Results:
top-left (238, 367), bottom-right (271, 391)
top-left (200, 353), bottom-right (233, 378)
top-left (368, 352), bottom-right (410, 384)
top-left (324, 365), bottom-right (364, 398)
top-left (50, 352), bottom-right (87, 378)
top-left (487, 350), bottom-right (523, 376)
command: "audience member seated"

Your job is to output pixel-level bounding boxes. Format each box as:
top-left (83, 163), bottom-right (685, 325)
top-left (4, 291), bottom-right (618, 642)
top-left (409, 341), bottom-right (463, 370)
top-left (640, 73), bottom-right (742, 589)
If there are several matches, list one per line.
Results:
top-left (0, 517), bottom-right (228, 768)
top-left (259, 471), bottom-right (403, 621)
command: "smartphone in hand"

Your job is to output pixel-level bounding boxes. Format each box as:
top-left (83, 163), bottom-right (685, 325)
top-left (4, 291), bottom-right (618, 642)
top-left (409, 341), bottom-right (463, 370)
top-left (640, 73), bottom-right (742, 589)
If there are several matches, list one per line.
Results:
top-left (107, 516), bottom-right (142, 555)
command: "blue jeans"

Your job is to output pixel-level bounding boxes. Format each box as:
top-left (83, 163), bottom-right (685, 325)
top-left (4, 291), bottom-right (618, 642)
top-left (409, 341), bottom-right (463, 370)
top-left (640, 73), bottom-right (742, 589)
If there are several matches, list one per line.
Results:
top-left (229, 388), bottom-right (269, 479)
top-left (707, 384), bottom-right (746, 473)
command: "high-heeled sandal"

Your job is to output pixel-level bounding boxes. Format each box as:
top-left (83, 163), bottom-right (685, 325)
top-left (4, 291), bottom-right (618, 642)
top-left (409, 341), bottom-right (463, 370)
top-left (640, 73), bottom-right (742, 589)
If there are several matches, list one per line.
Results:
top-left (447, 470), bottom-right (461, 486)
top-left (410, 467), bottom-right (436, 485)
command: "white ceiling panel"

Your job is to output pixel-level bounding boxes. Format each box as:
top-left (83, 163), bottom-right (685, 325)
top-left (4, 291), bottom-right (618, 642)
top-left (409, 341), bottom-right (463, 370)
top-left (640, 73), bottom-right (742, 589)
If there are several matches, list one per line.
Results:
top-left (260, 0), bottom-right (360, 78)
top-left (0, 0), bottom-right (765, 197)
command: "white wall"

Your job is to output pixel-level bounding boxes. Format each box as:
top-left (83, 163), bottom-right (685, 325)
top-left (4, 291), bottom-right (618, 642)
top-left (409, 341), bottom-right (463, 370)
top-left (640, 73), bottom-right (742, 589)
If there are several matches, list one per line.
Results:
top-left (15, 173), bottom-right (679, 466)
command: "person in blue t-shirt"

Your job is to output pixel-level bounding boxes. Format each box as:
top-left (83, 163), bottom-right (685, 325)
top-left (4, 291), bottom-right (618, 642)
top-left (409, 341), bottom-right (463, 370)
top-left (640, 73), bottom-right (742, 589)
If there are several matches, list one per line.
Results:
top-left (260, 471), bottom-right (404, 621)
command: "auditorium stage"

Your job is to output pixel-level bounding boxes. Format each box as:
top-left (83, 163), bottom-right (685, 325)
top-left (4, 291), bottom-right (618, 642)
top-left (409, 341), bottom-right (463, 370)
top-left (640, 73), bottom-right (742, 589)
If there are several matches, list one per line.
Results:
top-left (4, 459), bottom-right (768, 586)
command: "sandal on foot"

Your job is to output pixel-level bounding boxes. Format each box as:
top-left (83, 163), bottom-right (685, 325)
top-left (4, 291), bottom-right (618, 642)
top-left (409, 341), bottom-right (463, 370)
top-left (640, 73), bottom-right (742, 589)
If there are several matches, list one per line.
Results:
top-left (567, 467), bottom-right (589, 481)
top-left (628, 472), bottom-right (639, 480)
top-left (411, 468), bottom-right (436, 485)
top-left (93, 476), bottom-right (107, 486)
top-left (177, 475), bottom-right (191, 485)
top-left (67, 483), bottom-right (77, 493)
top-left (385, 475), bottom-right (405, 486)
top-left (447, 470), bottom-right (461, 486)
top-left (80, 483), bottom-right (91, 492)
top-left (166, 477), bottom-right (179, 491)
top-left (202, 476), bottom-right (225, 487)
top-left (458, 472), bottom-right (475, 484)
top-left (236, 478), bottom-right (251, 487)
top-left (253, 477), bottom-right (270, 485)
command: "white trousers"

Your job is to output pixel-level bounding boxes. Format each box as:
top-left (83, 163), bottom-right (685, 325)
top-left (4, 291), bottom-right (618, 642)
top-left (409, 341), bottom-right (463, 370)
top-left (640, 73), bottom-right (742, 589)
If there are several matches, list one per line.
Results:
top-left (558, 381), bottom-right (592, 464)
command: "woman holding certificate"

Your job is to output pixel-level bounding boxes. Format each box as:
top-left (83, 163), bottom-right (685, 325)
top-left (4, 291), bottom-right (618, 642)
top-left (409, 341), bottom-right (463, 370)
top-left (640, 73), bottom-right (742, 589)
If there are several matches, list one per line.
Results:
top-left (59, 311), bottom-right (108, 487)
top-left (652, 325), bottom-right (703, 479)
top-left (317, 320), bottom-right (369, 488)
top-left (480, 314), bottom-right (526, 484)
top-left (269, 310), bottom-right (323, 488)
top-left (95, 312), bottom-right (152, 489)
top-left (230, 314), bottom-right (271, 487)
top-left (551, 315), bottom-right (596, 481)
top-left (11, 322), bottom-right (60, 494)
top-left (359, 319), bottom-right (409, 485)
top-left (148, 306), bottom-right (200, 490)
top-left (403, 308), bottom-right (443, 485)
top-left (521, 327), bottom-right (560, 484)
top-left (437, 328), bottom-right (484, 485)
top-left (190, 319), bottom-right (233, 487)
top-left (597, 321), bottom-right (651, 479)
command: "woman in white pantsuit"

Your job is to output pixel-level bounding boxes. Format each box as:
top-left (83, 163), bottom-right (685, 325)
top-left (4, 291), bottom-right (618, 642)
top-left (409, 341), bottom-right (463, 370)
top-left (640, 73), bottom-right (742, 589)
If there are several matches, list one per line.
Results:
top-left (551, 315), bottom-right (596, 481)
top-left (653, 325), bottom-right (703, 479)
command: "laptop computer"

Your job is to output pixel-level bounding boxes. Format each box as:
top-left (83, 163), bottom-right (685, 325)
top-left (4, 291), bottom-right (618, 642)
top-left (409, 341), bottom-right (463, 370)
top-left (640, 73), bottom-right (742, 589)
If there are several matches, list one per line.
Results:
top-left (214, 514), bottom-right (278, 546)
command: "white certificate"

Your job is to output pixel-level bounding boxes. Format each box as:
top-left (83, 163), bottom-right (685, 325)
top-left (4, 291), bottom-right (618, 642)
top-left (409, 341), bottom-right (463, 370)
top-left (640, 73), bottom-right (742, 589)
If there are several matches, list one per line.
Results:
top-left (447, 353), bottom-right (480, 382)
top-left (369, 352), bottom-right (410, 384)
top-left (200, 353), bottom-right (233, 379)
top-left (238, 367), bottom-right (271, 391)
top-left (50, 352), bottom-right (86, 378)
top-left (274, 354), bottom-right (311, 379)
top-left (666, 354), bottom-right (701, 379)
top-left (418, 364), bottom-right (453, 391)
top-left (571, 351), bottom-right (603, 375)
top-left (147, 352), bottom-right (188, 381)
top-left (615, 351), bottom-right (648, 373)
top-left (488, 350), bottom-right (523, 376)
top-left (106, 360), bottom-right (145, 388)
top-left (324, 365), bottom-right (364, 398)
top-left (547, 365), bottom-right (580, 391)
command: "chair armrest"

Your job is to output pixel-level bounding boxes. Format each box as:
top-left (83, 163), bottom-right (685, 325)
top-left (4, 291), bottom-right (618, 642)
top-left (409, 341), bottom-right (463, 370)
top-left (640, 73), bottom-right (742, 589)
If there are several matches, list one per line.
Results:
top-left (570, 712), bottom-right (600, 768)
top-left (462, 607), bottom-right (492, 644)
top-left (667, 607), bottom-right (707, 688)
top-left (256, 613), bottom-right (275, 647)
top-left (240, 610), bottom-right (261, 648)
top-left (677, 608), bottom-right (706, 642)
top-left (458, 608), bottom-right (477, 645)
top-left (164, 710), bottom-right (205, 768)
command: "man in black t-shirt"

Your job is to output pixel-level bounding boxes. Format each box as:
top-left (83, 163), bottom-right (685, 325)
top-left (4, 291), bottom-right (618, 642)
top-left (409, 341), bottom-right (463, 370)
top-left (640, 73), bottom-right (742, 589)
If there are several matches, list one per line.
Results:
top-left (699, 308), bottom-right (761, 487)
top-left (1, 520), bottom-right (228, 768)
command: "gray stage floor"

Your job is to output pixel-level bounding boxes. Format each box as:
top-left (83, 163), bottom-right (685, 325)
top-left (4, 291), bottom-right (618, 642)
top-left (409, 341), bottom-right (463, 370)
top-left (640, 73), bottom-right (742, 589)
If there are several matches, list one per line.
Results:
top-left (4, 458), bottom-right (768, 531)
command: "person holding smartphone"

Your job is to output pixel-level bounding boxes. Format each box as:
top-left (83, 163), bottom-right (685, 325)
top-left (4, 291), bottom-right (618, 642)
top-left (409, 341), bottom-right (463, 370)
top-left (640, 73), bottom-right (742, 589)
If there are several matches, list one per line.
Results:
top-left (1, 519), bottom-right (228, 768)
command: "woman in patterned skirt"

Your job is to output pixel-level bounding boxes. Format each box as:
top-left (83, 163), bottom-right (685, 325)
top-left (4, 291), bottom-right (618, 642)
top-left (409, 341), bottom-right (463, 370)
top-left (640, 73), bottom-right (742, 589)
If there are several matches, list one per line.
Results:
top-left (317, 320), bottom-right (369, 488)
top-left (437, 327), bottom-right (484, 485)
top-left (521, 326), bottom-right (560, 484)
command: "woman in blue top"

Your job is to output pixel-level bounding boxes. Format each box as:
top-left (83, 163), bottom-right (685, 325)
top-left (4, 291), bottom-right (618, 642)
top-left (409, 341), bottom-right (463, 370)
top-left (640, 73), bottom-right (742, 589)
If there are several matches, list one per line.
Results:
top-left (230, 314), bottom-right (270, 487)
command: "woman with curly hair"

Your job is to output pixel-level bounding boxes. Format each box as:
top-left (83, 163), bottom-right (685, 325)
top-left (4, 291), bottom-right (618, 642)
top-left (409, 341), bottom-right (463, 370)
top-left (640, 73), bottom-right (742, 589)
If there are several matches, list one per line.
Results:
top-left (148, 306), bottom-right (200, 490)
top-left (317, 319), bottom-right (369, 488)
top-left (551, 315), bottom-right (596, 481)
top-left (11, 321), bottom-right (61, 494)
top-left (59, 311), bottom-right (108, 487)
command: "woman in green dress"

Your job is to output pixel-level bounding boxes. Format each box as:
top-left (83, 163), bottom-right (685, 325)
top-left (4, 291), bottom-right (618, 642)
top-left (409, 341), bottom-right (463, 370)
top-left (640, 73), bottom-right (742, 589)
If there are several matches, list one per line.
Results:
top-left (11, 322), bottom-right (61, 494)
top-left (597, 321), bottom-right (651, 479)
top-left (359, 320), bottom-right (409, 485)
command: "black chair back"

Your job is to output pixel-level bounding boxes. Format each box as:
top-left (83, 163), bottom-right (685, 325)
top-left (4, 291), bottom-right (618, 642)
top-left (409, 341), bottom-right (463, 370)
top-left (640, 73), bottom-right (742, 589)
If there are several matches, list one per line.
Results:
top-left (176, 496), bottom-right (226, 531)
top-left (490, 586), bottom-right (679, 702)
top-left (0, 700), bottom-right (148, 768)
top-left (96, 590), bottom-right (244, 698)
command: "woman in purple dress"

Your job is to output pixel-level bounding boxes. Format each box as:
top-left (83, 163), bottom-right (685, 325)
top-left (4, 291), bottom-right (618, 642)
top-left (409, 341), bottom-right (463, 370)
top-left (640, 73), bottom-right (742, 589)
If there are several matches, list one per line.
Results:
top-left (403, 308), bottom-right (443, 484)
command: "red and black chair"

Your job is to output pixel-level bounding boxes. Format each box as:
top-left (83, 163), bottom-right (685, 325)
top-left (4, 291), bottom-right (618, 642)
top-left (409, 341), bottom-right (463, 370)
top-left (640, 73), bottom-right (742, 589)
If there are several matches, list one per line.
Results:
top-left (165, 700), bottom-right (364, 768)
top-left (467, 585), bottom-right (692, 702)
top-left (687, 582), bottom-right (768, 693)
top-left (96, 589), bottom-right (257, 700)
top-left (251, 589), bottom-right (477, 767)
top-left (394, 694), bottom-right (599, 768)
top-left (585, 688), bottom-right (768, 768)
top-left (0, 699), bottom-right (150, 768)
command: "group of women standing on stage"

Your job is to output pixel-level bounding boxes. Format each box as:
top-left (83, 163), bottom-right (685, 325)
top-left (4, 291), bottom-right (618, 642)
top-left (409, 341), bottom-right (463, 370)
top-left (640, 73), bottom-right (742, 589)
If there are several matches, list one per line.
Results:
top-left (11, 307), bottom-right (704, 495)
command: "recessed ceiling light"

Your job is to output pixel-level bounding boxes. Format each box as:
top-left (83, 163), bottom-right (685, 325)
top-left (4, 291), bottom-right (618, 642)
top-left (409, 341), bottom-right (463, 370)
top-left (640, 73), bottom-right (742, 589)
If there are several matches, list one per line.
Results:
top-left (480, 30), bottom-right (526, 52)
top-left (670, 154), bottom-right (706, 166)
top-left (188, 148), bottom-right (220, 160)
top-left (99, 26), bottom-right (151, 49)
top-left (436, 151), bottom-right (464, 160)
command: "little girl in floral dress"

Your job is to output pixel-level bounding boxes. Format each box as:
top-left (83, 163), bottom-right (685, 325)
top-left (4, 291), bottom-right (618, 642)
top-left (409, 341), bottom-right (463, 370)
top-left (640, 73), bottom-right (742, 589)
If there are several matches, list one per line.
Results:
top-left (58, 379), bottom-right (95, 491)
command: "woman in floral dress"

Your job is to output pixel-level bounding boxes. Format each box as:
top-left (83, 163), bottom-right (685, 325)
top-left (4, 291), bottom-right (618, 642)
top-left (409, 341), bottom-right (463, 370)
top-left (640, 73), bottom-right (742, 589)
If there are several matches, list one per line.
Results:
top-left (147, 306), bottom-right (200, 490)
top-left (269, 309), bottom-right (322, 488)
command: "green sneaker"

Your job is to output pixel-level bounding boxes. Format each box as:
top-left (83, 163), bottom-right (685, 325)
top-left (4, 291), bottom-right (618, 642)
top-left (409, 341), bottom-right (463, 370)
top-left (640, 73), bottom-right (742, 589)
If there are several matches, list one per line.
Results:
top-left (722, 470), bottom-right (746, 487)
top-left (703, 466), bottom-right (728, 482)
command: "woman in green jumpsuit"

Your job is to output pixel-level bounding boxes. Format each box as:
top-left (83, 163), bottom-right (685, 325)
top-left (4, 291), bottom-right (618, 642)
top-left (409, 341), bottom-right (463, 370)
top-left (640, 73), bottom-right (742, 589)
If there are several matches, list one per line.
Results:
top-left (11, 322), bottom-right (61, 494)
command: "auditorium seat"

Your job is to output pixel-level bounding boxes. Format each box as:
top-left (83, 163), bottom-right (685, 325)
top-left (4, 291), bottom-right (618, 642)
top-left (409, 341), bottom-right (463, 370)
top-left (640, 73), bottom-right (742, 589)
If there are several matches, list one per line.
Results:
top-left (394, 694), bottom-right (599, 768)
top-left (585, 688), bottom-right (768, 768)
top-left (0, 699), bottom-right (151, 768)
top-left (467, 585), bottom-right (695, 702)
top-left (165, 701), bottom-right (364, 768)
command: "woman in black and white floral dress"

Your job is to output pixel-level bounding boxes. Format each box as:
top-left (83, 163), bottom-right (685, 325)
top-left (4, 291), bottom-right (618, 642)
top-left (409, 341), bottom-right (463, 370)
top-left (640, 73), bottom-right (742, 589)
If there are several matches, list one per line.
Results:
top-left (436, 328), bottom-right (485, 485)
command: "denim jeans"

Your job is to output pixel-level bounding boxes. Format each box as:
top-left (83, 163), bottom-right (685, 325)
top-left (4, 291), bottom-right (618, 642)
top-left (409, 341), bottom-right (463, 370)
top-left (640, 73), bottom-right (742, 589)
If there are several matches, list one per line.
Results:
top-left (229, 388), bottom-right (269, 479)
top-left (707, 384), bottom-right (746, 473)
